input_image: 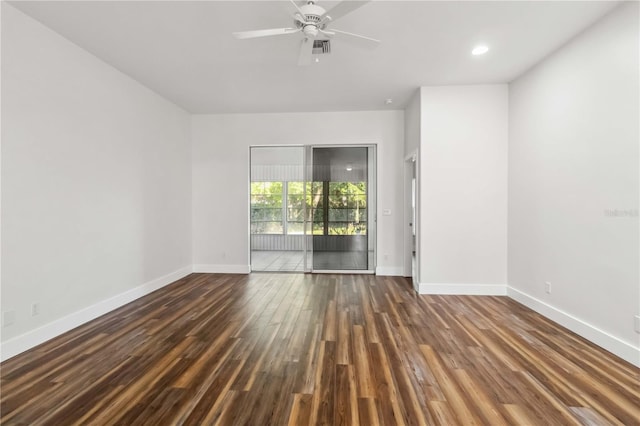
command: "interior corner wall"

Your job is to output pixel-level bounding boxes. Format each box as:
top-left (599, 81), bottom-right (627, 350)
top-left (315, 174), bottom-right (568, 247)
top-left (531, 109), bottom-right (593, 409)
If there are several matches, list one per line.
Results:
top-left (404, 90), bottom-right (421, 156)
top-left (1, 4), bottom-right (192, 359)
top-left (418, 85), bottom-right (508, 294)
top-left (190, 111), bottom-right (405, 275)
top-left (508, 2), bottom-right (639, 366)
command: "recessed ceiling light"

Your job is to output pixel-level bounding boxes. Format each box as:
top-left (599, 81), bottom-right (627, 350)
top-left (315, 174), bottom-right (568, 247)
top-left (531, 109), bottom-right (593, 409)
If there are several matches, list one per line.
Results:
top-left (472, 45), bottom-right (489, 56)
top-left (385, 98), bottom-right (393, 105)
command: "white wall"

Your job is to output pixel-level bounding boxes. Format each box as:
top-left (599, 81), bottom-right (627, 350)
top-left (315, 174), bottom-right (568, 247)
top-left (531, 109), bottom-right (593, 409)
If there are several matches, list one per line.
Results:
top-left (419, 85), bottom-right (508, 294)
top-left (191, 111), bottom-right (405, 275)
top-left (508, 2), bottom-right (639, 365)
top-left (1, 5), bottom-right (192, 358)
top-left (404, 90), bottom-right (421, 156)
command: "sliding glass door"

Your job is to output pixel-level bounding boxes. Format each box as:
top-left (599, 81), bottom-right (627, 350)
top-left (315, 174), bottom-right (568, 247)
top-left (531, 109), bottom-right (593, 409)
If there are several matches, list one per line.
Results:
top-left (250, 146), bottom-right (305, 272)
top-left (250, 145), bottom-right (376, 273)
top-left (309, 146), bottom-right (375, 272)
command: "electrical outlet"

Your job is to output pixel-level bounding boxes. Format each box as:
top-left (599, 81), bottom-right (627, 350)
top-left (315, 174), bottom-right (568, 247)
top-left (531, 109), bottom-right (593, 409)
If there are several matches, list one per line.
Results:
top-left (2, 310), bottom-right (16, 327)
top-left (31, 303), bottom-right (40, 317)
top-left (634, 315), bottom-right (640, 334)
top-left (545, 281), bottom-right (551, 294)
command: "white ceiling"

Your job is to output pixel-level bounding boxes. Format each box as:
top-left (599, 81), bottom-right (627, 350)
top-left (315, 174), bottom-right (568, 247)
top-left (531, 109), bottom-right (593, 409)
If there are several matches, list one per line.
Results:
top-left (9, 0), bottom-right (618, 113)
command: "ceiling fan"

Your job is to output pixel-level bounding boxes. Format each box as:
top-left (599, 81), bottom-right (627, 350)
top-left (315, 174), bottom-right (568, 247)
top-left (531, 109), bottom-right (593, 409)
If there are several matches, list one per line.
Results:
top-left (232, 0), bottom-right (379, 66)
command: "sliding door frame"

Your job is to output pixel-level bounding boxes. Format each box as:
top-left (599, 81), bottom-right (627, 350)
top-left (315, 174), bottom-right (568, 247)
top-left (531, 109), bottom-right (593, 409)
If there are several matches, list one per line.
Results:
top-left (307, 144), bottom-right (377, 274)
top-left (249, 144), bottom-right (377, 274)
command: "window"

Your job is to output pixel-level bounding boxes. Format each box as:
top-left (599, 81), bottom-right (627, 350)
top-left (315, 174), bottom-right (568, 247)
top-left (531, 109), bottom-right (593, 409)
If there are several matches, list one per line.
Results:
top-left (327, 182), bottom-right (367, 235)
top-left (250, 182), bottom-right (283, 234)
top-left (287, 182), bottom-right (324, 235)
top-left (251, 180), bottom-right (364, 236)
top-left (286, 182), bottom-right (304, 235)
top-left (307, 182), bottom-right (325, 235)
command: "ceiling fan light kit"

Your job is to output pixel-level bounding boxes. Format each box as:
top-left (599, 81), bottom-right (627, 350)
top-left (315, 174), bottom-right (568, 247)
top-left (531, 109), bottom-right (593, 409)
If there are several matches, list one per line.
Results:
top-left (232, 0), bottom-right (379, 66)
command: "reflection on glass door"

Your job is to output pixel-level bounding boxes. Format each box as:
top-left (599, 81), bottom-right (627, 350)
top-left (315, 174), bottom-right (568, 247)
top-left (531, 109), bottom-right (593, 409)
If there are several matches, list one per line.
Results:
top-left (310, 146), bottom-right (376, 272)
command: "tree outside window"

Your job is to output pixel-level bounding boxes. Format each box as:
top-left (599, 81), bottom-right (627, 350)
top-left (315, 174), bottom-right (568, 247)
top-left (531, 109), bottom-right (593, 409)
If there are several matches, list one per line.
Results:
top-left (250, 181), bottom-right (283, 234)
top-left (251, 180), bottom-right (366, 236)
top-left (327, 182), bottom-right (367, 235)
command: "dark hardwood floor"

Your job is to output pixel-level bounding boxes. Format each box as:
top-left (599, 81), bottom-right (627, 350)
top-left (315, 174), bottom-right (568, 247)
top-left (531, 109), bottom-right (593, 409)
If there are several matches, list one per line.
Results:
top-left (1, 273), bottom-right (639, 425)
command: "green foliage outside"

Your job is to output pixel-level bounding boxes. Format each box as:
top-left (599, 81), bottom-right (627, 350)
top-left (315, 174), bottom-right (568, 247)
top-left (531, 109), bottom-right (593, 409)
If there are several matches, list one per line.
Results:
top-left (251, 180), bottom-right (367, 235)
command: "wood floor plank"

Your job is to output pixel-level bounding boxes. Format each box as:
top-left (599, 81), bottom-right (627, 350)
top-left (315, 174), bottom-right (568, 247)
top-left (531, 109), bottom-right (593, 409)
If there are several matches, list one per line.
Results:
top-left (452, 369), bottom-right (510, 426)
top-left (375, 311), bottom-right (431, 425)
top-left (177, 357), bottom-right (244, 425)
top-left (421, 344), bottom-right (484, 426)
top-left (1, 272), bottom-right (638, 425)
top-left (335, 364), bottom-right (360, 426)
top-left (357, 397), bottom-right (381, 426)
top-left (287, 393), bottom-right (313, 426)
top-left (352, 324), bottom-right (376, 398)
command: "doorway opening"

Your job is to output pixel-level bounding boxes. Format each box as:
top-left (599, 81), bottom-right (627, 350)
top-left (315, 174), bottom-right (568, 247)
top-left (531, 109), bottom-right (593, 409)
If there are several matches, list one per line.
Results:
top-left (404, 153), bottom-right (418, 290)
top-left (250, 145), bottom-right (376, 273)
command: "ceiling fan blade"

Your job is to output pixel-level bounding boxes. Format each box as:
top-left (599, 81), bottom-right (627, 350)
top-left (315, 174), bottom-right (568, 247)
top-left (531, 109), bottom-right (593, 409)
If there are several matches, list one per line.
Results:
top-left (289, 0), bottom-right (307, 19)
top-left (294, 13), bottom-right (307, 25)
top-left (298, 37), bottom-right (314, 66)
top-left (233, 28), bottom-right (300, 40)
top-left (330, 28), bottom-right (380, 44)
top-left (318, 29), bottom-right (335, 38)
top-left (320, 1), bottom-right (371, 24)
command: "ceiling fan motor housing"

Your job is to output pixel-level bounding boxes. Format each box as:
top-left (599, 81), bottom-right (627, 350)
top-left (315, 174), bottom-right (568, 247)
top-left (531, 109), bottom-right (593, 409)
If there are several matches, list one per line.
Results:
top-left (296, 3), bottom-right (327, 37)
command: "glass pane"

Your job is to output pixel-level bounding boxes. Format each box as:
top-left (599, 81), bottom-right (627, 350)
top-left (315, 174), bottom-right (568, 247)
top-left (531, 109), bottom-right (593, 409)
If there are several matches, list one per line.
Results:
top-left (251, 221), bottom-right (283, 234)
top-left (250, 208), bottom-right (263, 221)
top-left (311, 182), bottom-right (323, 194)
top-left (287, 222), bottom-right (304, 235)
top-left (288, 208), bottom-right (304, 221)
top-left (328, 195), bottom-right (348, 208)
top-left (351, 182), bottom-right (366, 195)
top-left (328, 223), bottom-right (349, 235)
top-left (268, 221), bottom-right (284, 234)
top-left (349, 208), bottom-right (366, 222)
top-left (349, 195), bottom-right (367, 208)
top-left (263, 208), bottom-right (282, 221)
top-left (250, 146), bottom-right (304, 271)
top-left (288, 181), bottom-right (304, 194)
top-left (329, 182), bottom-right (347, 195)
top-left (328, 209), bottom-right (349, 221)
top-left (309, 195), bottom-right (323, 209)
top-left (312, 208), bottom-right (324, 222)
top-left (250, 182), bottom-right (264, 194)
top-left (311, 146), bottom-right (371, 271)
top-left (312, 222), bottom-right (324, 235)
top-left (250, 222), bottom-right (260, 234)
top-left (250, 180), bottom-right (284, 234)
top-left (263, 182), bottom-right (283, 193)
top-left (268, 195), bottom-right (282, 206)
top-left (355, 223), bottom-right (367, 235)
top-left (287, 195), bottom-right (304, 210)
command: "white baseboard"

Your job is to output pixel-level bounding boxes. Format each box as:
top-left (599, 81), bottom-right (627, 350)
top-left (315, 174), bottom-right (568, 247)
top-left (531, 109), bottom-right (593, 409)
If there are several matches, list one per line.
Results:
top-left (507, 286), bottom-right (640, 368)
top-left (192, 264), bottom-right (251, 274)
top-left (0, 265), bottom-right (193, 362)
top-left (376, 266), bottom-right (405, 276)
top-left (418, 283), bottom-right (507, 295)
